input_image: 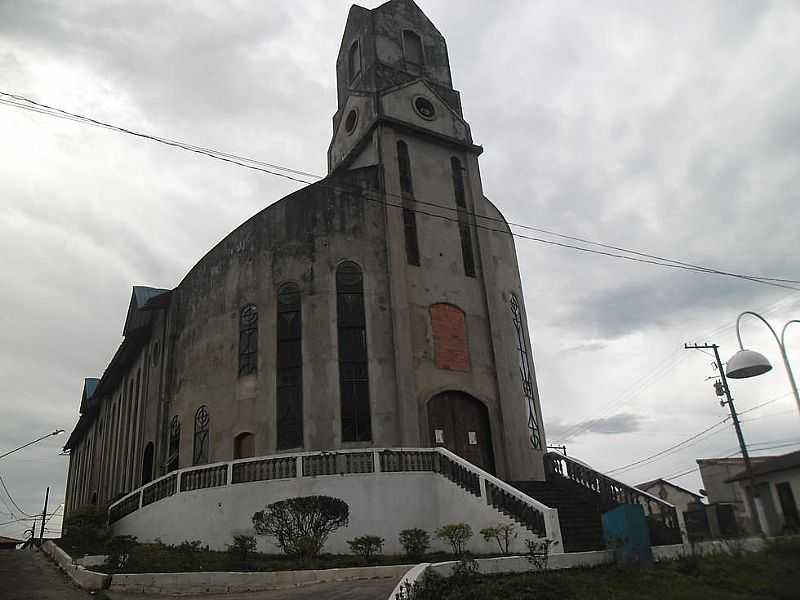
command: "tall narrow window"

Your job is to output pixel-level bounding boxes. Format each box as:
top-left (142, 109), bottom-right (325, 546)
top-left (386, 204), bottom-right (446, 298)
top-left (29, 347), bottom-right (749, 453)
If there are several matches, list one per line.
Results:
top-left (397, 141), bottom-right (420, 266)
top-left (276, 283), bottom-right (303, 450)
top-left (167, 416), bottom-right (180, 472)
top-left (403, 30), bottom-right (424, 65)
top-left (141, 442), bottom-right (154, 485)
top-left (510, 293), bottom-right (541, 449)
top-left (337, 262), bottom-right (371, 442)
top-left (239, 304), bottom-right (258, 376)
top-left (451, 157), bottom-right (476, 277)
top-left (348, 40), bottom-right (361, 81)
top-left (193, 406), bottom-right (209, 465)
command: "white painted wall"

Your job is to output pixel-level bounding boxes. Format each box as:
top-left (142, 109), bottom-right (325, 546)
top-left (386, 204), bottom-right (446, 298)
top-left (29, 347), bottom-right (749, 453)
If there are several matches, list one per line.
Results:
top-left (113, 471), bottom-right (545, 555)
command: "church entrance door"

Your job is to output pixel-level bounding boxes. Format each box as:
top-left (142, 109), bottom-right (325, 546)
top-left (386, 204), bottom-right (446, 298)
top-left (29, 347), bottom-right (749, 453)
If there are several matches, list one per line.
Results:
top-left (428, 391), bottom-right (495, 475)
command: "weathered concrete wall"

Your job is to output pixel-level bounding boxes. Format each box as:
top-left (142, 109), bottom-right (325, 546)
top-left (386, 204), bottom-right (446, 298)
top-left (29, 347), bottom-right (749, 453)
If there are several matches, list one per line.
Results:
top-left (112, 471), bottom-right (540, 555)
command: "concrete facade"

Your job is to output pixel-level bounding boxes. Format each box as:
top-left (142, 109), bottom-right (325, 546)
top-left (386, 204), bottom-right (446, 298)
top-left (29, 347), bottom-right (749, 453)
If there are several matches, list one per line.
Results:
top-left (64, 0), bottom-right (547, 519)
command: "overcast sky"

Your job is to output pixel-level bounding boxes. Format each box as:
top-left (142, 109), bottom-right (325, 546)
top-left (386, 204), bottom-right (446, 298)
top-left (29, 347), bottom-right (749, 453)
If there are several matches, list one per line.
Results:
top-left (1, 0), bottom-right (799, 541)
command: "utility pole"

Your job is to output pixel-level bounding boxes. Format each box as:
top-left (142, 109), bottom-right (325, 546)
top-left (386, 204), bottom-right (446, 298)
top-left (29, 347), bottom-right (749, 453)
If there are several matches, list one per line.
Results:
top-left (685, 342), bottom-right (762, 534)
top-left (38, 486), bottom-right (49, 545)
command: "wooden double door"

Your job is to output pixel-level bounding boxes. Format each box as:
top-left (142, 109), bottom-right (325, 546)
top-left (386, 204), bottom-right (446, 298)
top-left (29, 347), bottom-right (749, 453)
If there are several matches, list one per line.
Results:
top-left (428, 391), bottom-right (495, 475)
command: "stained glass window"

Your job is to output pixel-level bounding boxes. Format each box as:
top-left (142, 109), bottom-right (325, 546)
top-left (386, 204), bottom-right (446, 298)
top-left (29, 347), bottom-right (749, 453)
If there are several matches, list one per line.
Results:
top-left (193, 405), bottom-right (209, 465)
top-left (239, 304), bottom-right (258, 376)
top-left (276, 283), bottom-right (303, 450)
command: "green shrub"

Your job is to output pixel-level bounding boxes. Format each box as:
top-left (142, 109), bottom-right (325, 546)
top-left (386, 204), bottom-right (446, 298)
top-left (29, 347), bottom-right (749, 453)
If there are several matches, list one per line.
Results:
top-left (479, 522), bottom-right (517, 555)
top-left (227, 534), bottom-right (257, 562)
top-left (252, 495), bottom-right (349, 560)
top-left (106, 535), bottom-right (138, 569)
top-left (435, 523), bottom-right (472, 557)
top-left (347, 535), bottom-right (384, 563)
top-left (399, 528), bottom-right (430, 560)
top-left (60, 504), bottom-right (110, 556)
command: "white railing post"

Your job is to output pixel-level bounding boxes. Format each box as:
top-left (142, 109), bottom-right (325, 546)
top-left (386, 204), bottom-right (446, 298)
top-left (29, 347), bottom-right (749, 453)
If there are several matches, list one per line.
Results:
top-left (296, 455), bottom-right (303, 478)
top-left (546, 508), bottom-right (565, 554)
top-left (478, 474), bottom-right (487, 500)
top-left (373, 450), bottom-right (381, 473)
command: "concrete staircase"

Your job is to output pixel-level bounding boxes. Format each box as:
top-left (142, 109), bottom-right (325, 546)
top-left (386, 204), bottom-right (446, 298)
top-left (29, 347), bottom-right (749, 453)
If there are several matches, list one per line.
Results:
top-left (510, 478), bottom-right (606, 552)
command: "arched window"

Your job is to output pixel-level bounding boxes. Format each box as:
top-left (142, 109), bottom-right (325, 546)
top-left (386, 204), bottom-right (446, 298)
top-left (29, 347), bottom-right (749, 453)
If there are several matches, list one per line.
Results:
top-left (451, 157), bottom-right (476, 278)
top-left (193, 406), bottom-right (209, 465)
top-left (348, 40), bottom-right (361, 81)
top-left (336, 262), bottom-right (371, 442)
top-left (510, 293), bottom-right (541, 449)
top-left (234, 432), bottom-right (255, 460)
top-left (239, 304), bottom-right (258, 376)
top-left (167, 416), bottom-right (180, 472)
top-left (276, 282), bottom-right (303, 450)
top-left (141, 442), bottom-right (154, 485)
top-left (397, 141), bottom-right (420, 266)
top-left (403, 30), bottom-right (424, 65)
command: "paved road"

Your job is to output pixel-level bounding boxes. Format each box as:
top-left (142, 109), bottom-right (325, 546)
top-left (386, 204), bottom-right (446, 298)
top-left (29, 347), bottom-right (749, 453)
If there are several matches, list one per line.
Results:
top-left (0, 549), bottom-right (399, 600)
top-left (0, 548), bottom-right (93, 600)
top-left (105, 577), bottom-right (400, 600)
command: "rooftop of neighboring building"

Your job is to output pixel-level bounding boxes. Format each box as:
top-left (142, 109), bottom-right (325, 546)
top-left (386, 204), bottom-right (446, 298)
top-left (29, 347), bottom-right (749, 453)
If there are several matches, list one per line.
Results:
top-left (635, 478), bottom-right (703, 501)
top-left (725, 450), bottom-right (800, 483)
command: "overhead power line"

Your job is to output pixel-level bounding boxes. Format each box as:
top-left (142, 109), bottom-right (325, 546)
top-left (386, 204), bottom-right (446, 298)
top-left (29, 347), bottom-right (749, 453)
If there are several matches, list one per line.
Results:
top-left (663, 439), bottom-right (800, 481)
top-left (606, 417), bottom-right (731, 475)
top-left (2, 90), bottom-right (799, 292)
top-left (0, 475), bottom-right (35, 518)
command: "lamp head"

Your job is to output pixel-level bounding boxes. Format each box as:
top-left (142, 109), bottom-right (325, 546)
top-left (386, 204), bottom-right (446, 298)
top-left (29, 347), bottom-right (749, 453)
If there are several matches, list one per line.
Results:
top-left (726, 349), bottom-right (773, 379)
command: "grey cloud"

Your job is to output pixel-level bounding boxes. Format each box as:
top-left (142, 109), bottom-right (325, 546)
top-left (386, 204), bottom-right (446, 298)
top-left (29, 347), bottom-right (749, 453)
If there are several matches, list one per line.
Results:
top-left (549, 413), bottom-right (646, 439)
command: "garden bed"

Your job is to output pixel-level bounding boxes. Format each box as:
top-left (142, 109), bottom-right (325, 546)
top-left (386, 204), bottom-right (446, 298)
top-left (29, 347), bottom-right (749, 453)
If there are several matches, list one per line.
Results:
top-left (405, 538), bottom-right (800, 600)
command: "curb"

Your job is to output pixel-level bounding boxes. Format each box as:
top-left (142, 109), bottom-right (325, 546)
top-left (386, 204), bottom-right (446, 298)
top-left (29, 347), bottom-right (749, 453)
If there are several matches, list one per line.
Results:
top-left (40, 541), bottom-right (112, 591)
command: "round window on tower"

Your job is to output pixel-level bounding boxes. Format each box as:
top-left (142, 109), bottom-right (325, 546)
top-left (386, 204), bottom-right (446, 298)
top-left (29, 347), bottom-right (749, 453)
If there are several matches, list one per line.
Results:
top-left (344, 109), bottom-right (359, 134)
top-left (413, 96), bottom-right (436, 120)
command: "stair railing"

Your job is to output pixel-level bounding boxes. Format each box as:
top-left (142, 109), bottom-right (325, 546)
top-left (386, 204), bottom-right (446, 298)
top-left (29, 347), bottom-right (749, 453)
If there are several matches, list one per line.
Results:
top-left (545, 452), bottom-right (681, 534)
top-left (108, 446), bottom-right (563, 550)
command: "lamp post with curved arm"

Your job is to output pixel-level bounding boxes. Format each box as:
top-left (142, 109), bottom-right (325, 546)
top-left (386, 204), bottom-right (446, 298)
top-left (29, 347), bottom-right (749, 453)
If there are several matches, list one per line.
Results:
top-left (726, 311), bottom-right (800, 415)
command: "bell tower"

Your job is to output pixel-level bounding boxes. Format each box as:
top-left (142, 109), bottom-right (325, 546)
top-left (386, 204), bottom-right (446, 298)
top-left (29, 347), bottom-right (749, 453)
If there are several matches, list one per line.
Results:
top-left (327, 0), bottom-right (548, 482)
top-left (327, 0), bottom-right (478, 173)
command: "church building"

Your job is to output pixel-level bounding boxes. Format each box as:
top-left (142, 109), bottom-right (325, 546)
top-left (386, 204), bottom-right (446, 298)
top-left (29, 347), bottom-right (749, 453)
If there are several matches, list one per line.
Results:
top-left (63, 0), bottom-right (681, 555)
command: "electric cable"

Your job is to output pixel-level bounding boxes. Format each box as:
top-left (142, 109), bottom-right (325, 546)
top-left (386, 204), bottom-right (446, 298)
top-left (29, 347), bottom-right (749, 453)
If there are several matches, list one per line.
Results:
top-left (0, 475), bottom-right (35, 518)
top-left (2, 90), bottom-right (799, 291)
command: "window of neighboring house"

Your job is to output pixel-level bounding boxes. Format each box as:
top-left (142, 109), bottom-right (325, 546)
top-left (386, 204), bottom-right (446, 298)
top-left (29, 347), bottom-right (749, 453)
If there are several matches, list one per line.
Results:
top-left (193, 406), bottom-right (209, 465)
top-left (167, 416), bottom-right (180, 472)
top-left (239, 304), bottom-right (258, 376)
top-left (776, 482), bottom-right (799, 529)
top-left (348, 40), bottom-right (361, 81)
top-left (234, 432), bottom-right (255, 460)
top-left (337, 261), bottom-right (371, 442)
top-left (397, 141), bottom-right (420, 266)
top-left (276, 283), bottom-right (303, 450)
top-left (450, 157), bottom-right (476, 277)
top-left (403, 30), bottom-right (424, 65)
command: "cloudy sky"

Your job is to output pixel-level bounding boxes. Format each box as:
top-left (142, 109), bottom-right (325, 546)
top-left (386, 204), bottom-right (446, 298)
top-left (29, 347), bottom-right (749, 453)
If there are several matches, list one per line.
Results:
top-left (1, 0), bottom-right (799, 540)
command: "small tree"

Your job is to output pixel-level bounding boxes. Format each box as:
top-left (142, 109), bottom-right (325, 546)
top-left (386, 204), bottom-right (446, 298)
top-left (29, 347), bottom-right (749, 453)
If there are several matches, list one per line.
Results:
top-left (347, 535), bottom-right (384, 563)
top-left (399, 528), bottom-right (430, 560)
top-left (252, 495), bottom-right (349, 560)
top-left (524, 538), bottom-right (553, 570)
top-left (227, 534), bottom-right (257, 563)
top-left (480, 522), bottom-right (517, 555)
top-left (435, 523), bottom-right (472, 557)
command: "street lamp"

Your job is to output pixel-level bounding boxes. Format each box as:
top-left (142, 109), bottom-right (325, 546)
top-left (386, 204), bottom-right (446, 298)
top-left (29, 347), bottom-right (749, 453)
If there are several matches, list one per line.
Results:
top-left (0, 430), bottom-right (64, 461)
top-left (726, 311), bottom-right (800, 415)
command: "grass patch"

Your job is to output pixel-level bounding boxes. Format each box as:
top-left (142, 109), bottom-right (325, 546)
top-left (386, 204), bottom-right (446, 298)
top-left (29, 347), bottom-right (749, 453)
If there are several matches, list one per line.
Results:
top-left (406, 538), bottom-right (800, 600)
